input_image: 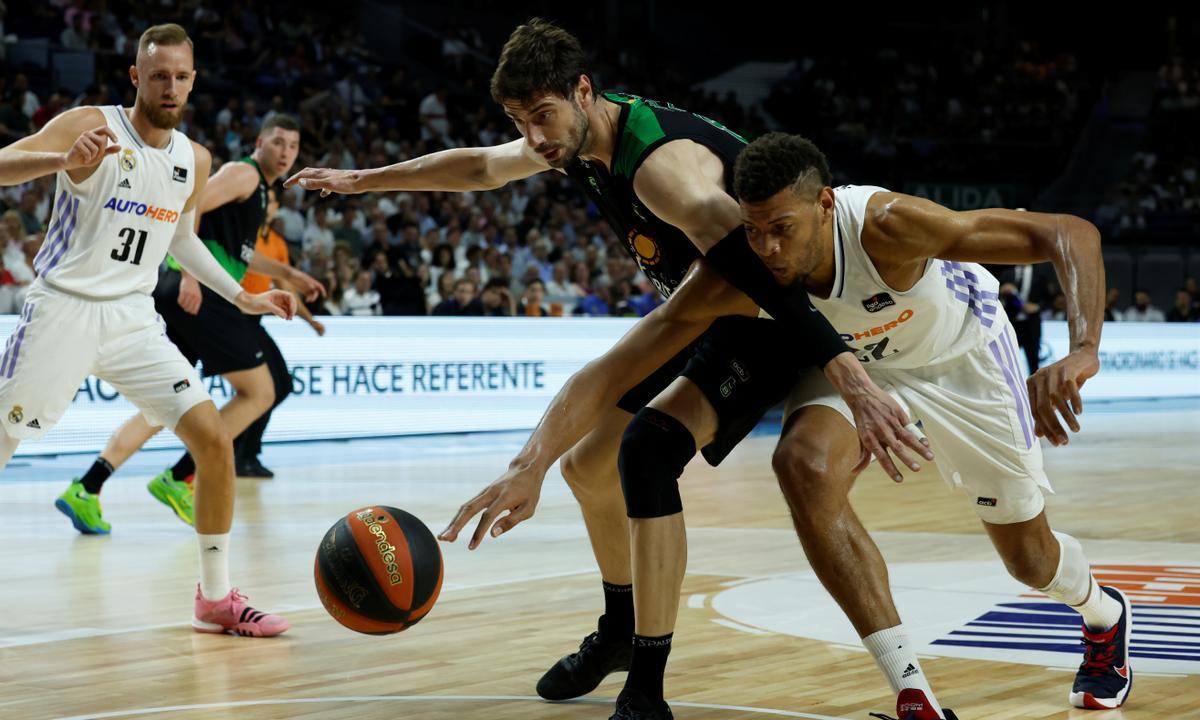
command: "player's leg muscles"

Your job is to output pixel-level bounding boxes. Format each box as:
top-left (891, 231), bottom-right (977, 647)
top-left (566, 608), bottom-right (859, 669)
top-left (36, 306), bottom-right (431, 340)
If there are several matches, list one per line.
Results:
top-left (560, 406), bottom-right (636, 584)
top-left (624, 376), bottom-right (716, 636)
top-left (217, 363), bottom-right (274, 439)
top-left (772, 405), bottom-right (901, 635)
top-left (174, 400), bottom-right (233, 534)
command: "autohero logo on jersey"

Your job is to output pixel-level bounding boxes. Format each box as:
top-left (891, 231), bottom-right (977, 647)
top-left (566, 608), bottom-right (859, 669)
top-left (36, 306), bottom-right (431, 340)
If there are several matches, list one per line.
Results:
top-left (102, 197), bottom-right (181, 224)
top-left (840, 308), bottom-right (916, 342)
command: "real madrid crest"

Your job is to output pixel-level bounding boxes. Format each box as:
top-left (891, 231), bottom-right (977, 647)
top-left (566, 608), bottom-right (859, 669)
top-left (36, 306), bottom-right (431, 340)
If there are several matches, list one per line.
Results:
top-left (120, 148), bottom-right (137, 172)
top-left (8, 405), bottom-right (23, 424)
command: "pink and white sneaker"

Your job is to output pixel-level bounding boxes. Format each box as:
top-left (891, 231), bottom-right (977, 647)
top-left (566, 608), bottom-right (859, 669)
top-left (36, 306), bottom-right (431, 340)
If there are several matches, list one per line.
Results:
top-left (192, 585), bottom-right (290, 637)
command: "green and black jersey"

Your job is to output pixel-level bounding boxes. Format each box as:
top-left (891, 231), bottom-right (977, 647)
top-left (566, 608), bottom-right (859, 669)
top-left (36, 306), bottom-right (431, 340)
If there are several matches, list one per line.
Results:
top-left (167, 156), bottom-right (268, 282)
top-left (566, 91), bottom-right (747, 298)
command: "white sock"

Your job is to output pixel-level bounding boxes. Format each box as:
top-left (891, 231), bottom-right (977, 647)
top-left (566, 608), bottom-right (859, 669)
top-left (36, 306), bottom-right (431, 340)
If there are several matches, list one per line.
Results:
top-left (197, 533), bottom-right (231, 600)
top-left (1038, 531), bottom-right (1123, 631)
top-left (863, 625), bottom-right (943, 716)
top-left (1072, 576), bottom-right (1124, 632)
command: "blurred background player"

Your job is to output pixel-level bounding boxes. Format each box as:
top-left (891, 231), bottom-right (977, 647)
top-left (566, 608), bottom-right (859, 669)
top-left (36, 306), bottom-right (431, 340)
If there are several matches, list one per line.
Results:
top-left (234, 185), bottom-right (325, 477)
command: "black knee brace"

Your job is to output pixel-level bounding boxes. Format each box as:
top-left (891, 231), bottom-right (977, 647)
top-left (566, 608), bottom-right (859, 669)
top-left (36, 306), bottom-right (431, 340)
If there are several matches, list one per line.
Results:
top-left (619, 407), bottom-right (697, 518)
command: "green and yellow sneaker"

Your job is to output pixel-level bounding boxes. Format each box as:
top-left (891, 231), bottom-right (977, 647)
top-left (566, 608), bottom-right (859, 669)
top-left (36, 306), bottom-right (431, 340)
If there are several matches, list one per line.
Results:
top-left (55, 479), bottom-right (112, 535)
top-left (147, 469), bottom-right (194, 526)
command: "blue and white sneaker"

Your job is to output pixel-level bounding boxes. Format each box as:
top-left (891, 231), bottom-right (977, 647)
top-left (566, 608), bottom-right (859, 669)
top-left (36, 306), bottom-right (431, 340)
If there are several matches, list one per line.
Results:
top-left (1070, 586), bottom-right (1133, 709)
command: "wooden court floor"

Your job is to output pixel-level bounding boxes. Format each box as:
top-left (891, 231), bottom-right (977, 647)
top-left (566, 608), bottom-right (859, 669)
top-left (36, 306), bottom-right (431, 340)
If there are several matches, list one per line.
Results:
top-left (0, 407), bottom-right (1196, 720)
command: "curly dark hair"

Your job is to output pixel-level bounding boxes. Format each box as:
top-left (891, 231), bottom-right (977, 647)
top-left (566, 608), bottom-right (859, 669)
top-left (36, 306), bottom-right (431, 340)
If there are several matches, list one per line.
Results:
top-left (490, 18), bottom-right (590, 105)
top-left (733, 133), bottom-right (831, 203)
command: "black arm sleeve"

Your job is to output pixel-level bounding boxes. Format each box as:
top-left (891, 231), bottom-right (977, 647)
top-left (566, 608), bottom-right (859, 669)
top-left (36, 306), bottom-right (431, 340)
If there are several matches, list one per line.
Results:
top-left (704, 227), bottom-right (849, 367)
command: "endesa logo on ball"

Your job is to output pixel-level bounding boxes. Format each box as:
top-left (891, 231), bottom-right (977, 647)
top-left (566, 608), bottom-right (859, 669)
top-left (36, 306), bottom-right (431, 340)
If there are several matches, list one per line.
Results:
top-left (102, 197), bottom-right (181, 224)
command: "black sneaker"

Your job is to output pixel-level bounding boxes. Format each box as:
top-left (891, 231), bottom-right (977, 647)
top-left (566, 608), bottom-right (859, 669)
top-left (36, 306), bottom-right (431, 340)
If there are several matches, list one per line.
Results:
top-left (609, 688), bottom-right (673, 720)
top-left (536, 616), bottom-right (631, 701)
top-left (235, 456), bottom-right (274, 478)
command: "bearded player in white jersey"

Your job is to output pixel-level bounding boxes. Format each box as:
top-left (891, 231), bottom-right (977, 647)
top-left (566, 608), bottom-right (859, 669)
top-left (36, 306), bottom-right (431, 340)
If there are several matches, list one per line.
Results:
top-left (445, 133), bottom-right (1129, 719)
top-left (0, 23), bottom-right (291, 637)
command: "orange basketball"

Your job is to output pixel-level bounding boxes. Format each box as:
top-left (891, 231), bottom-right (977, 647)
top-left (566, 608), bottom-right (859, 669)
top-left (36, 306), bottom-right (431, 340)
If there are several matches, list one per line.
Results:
top-left (314, 505), bottom-right (444, 635)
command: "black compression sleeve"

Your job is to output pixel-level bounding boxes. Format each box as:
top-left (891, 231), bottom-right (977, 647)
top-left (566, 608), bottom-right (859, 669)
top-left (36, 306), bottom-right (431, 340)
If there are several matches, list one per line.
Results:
top-left (704, 226), bottom-right (849, 367)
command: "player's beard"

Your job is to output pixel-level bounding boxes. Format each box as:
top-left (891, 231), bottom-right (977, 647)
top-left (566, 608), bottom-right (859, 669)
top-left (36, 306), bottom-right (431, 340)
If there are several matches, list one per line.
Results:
top-left (137, 94), bottom-right (185, 130)
top-left (544, 103), bottom-right (589, 170)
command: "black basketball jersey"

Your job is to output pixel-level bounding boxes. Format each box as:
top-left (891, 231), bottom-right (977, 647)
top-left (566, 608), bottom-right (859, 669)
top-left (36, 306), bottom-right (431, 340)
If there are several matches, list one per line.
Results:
top-left (565, 92), bottom-right (747, 298)
top-left (168, 156), bottom-right (268, 281)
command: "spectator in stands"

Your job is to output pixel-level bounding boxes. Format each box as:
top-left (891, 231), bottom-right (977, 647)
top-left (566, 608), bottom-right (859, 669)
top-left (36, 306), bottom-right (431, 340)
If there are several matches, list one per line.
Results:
top-left (30, 92), bottom-right (66, 131)
top-left (575, 277), bottom-right (612, 317)
top-left (1104, 288), bottom-right (1124, 322)
top-left (433, 278), bottom-right (479, 316)
top-left (10, 74), bottom-right (39, 119)
top-left (317, 271), bottom-right (344, 316)
top-left (478, 277), bottom-right (514, 317)
top-left (1167, 288), bottom-right (1197, 322)
top-left (0, 91), bottom-right (31, 145)
top-left (343, 269), bottom-right (382, 316)
top-left (546, 261), bottom-right (573, 297)
top-left (333, 206), bottom-right (365, 257)
top-left (16, 191), bottom-right (42, 234)
top-left (431, 270), bottom-right (458, 309)
top-left (0, 243), bottom-right (17, 313)
top-left (998, 263), bottom-right (1053, 372)
top-left (275, 191), bottom-right (306, 249)
top-left (1125, 288), bottom-right (1166, 322)
top-left (428, 243), bottom-right (456, 298)
top-left (419, 87), bottom-right (453, 147)
top-left (517, 278), bottom-right (549, 317)
top-left (303, 206), bottom-right (336, 257)
top-left (1186, 277), bottom-right (1200, 311)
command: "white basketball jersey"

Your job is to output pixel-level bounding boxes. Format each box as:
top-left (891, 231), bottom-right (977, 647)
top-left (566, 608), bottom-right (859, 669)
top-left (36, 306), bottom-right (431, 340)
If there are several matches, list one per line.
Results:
top-left (33, 106), bottom-right (195, 299)
top-left (808, 185), bottom-right (1006, 368)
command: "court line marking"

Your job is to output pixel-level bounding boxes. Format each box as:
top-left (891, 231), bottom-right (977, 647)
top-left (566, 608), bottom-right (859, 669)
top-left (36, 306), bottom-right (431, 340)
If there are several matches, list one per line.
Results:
top-left (0, 567), bottom-right (605, 648)
top-left (51, 695), bottom-right (851, 720)
top-left (712, 618), bottom-right (771, 635)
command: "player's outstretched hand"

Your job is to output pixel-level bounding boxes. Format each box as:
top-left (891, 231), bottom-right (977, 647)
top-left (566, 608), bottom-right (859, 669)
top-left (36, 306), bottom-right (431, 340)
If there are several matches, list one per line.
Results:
top-left (438, 465), bottom-right (544, 550)
top-left (283, 167), bottom-right (360, 198)
top-left (1027, 349), bottom-right (1098, 447)
top-left (63, 126), bottom-right (120, 170)
top-left (235, 289), bottom-right (296, 320)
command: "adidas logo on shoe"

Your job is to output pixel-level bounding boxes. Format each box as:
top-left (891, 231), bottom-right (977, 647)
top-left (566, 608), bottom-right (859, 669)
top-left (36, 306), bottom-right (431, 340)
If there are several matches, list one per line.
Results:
top-left (901, 663), bottom-right (920, 678)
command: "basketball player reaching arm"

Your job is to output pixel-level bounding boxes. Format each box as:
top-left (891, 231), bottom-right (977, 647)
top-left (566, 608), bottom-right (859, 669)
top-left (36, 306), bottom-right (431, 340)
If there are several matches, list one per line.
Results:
top-left (290, 20), bottom-right (926, 718)
top-left (285, 104), bottom-right (927, 482)
top-left (0, 24), bottom-right (293, 637)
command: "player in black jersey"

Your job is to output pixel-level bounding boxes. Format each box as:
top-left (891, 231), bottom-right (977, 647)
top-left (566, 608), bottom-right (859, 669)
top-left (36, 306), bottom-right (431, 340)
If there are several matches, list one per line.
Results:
top-left (57, 114), bottom-right (324, 531)
top-left (288, 19), bottom-right (930, 720)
